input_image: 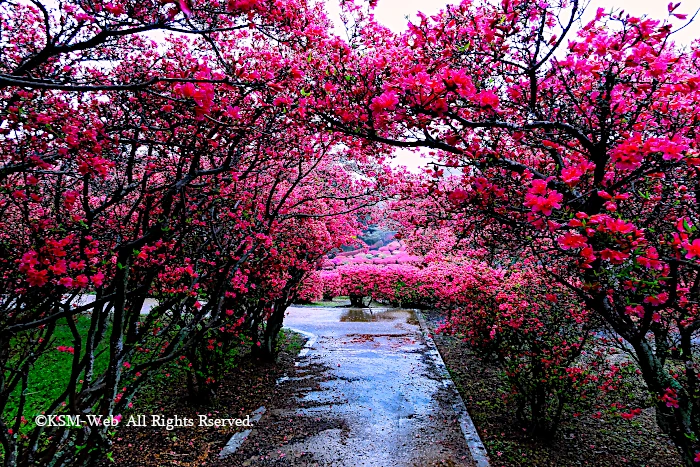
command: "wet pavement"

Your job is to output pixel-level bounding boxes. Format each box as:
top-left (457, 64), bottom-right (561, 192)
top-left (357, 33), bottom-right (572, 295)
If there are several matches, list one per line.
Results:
top-left (241, 305), bottom-right (478, 466)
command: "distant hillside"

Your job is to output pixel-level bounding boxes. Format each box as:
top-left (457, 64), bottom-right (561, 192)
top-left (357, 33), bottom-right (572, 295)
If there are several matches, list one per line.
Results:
top-left (337, 226), bottom-right (396, 253)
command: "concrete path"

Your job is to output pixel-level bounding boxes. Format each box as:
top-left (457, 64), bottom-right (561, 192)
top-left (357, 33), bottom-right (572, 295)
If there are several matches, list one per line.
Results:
top-left (252, 306), bottom-right (482, 466)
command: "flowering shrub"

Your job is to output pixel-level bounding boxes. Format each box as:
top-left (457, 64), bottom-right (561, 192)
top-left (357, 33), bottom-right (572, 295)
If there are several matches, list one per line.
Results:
top-left (295, 272), bottom-right (325, 303)
top-left (314, 0), bottom-right (700, 462)
top-left (434, 263), bottom-right (605, 436)
top-left (320, 270), bottom-right (342, 300)
top-left (3, 0), bottom-right (700, 463)
top-left (323, 256), bottom-right (641, 436)
top-left (0, 0), bottom-right (393, 464)
top-left (321, 264), bottom-right (421, 307)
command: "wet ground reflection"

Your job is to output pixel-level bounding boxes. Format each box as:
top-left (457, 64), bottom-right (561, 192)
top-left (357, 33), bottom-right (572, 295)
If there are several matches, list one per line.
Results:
top-left (339, 308), bottom-right (418, 325)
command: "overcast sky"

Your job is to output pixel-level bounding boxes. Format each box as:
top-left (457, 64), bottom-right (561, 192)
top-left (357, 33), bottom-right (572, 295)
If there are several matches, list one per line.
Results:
top-left (323, 0), bottom-right (700, 171)
top-left (327, 0), bottom-right (700, 43)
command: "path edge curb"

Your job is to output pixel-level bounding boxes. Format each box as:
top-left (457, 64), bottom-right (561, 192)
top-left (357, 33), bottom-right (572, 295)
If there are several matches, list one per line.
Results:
top-left (284, 326), bottom-right (317, 359)
top-left (414, 309), bottom-right (491, 467)
top-left (219, 326), bottom-right (317, 458)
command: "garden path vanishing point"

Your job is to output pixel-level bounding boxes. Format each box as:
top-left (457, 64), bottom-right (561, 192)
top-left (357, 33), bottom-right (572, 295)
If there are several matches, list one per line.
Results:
top-left (218, 305), bottom-right (489, 466)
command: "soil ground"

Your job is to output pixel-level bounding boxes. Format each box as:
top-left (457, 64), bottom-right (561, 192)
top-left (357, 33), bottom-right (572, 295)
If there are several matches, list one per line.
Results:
top-left (102, 332), bottom-right (304, 466)
top-left (105, 306), bottom-right (477, 466)
top-left (422, 310), bottom-right (684, 467)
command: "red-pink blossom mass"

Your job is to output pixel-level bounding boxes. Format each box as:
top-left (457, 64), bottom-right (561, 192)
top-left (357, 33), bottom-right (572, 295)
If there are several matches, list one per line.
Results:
top-left (1, 0), bottom-right (700, 465)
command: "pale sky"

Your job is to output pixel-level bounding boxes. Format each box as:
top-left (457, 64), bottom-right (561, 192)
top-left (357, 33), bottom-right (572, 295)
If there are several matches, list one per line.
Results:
top-left (326, 0), bottom-right (700, 42)
top-left (323, 0), bottom-right (700, 171)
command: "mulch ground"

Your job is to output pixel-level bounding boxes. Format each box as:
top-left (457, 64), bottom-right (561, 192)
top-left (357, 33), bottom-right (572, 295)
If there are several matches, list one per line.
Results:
top-left (209, 360), bottom-right (347, 467)
top-left (102, 312), bottom-right (684, 467)
top-left (422, 310), bottom-right (683, 467)
top-left (102, 335), bottom-right (310, 466)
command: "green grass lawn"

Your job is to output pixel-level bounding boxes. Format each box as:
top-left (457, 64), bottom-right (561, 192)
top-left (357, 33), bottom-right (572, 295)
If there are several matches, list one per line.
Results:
top-left (3, 315), bottom-right (112, 434)
top-left (3, 312), bottom-right (305, 446)
top-left (4, 315), bottom-right (305, 421)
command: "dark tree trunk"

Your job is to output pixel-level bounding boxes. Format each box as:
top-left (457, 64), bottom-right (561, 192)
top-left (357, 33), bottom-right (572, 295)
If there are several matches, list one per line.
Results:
top-left (349, 294), bottom-right (366, 307)
top-left (254, 303), bottom-right (286, 362)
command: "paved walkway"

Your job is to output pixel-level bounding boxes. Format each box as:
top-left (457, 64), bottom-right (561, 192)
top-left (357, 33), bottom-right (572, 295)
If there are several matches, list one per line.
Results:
top-left (235, 306), bottom-right (483, 466)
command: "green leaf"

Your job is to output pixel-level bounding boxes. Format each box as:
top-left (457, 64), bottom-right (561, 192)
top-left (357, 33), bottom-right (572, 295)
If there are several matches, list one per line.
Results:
top-left (457, 41), bottom-right (471, 52)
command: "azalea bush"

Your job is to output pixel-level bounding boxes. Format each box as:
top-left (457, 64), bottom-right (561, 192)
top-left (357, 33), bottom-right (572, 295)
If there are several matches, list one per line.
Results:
top-left (314, 0), bottom-right (700, 462)
top-left (182, 325), bottom-right (251, 403)
top-left (3, 0), bottom-right (700, 464)
top-left (322, 255), bottom-right (621, 435)
top-left (295, 272), bottom-right (325, 303)
top-left (435, 262), bottom-right (606, 436)
top-left (0, 0), bottom-right (393, 464)
top-left (320, 270), bottom-right (342, 300)
top-left (320, 264), bottom-right (421, 307)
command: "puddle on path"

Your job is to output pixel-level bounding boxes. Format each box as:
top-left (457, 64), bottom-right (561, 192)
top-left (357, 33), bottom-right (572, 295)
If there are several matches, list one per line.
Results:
top-left (340, 308), bottom-right (418, 325)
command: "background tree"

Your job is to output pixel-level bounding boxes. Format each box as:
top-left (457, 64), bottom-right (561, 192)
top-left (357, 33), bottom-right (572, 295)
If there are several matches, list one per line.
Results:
top-left (0, 0), bottom-right (394, 464)
top-left (315, 0), bottom-right (700, 463)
